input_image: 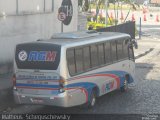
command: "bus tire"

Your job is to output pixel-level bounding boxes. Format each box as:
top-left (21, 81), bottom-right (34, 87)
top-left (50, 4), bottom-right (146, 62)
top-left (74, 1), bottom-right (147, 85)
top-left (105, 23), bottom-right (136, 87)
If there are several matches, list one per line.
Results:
top-left (88, 89), bottom-right (97, 108)
top-left (120, 75), bottom-right (129, 92)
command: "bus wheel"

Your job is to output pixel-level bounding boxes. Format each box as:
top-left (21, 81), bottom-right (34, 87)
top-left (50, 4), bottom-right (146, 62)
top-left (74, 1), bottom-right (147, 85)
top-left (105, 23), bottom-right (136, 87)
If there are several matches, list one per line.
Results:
top-left (121, 76), bottom-right (129, 92)
top-left (88, 89), bottom-right (96, 108)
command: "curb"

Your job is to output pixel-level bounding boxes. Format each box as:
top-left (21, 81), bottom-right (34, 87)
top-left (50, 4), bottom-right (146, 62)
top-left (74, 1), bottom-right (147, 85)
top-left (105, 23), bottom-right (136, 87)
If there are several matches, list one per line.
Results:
top-left (135, 48), bottom-right (154, 59)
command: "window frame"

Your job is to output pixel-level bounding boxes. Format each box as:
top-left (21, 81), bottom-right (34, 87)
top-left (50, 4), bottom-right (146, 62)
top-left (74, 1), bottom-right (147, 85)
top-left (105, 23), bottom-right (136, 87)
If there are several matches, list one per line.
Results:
top-left (66, 37), bottom-right (134, 77)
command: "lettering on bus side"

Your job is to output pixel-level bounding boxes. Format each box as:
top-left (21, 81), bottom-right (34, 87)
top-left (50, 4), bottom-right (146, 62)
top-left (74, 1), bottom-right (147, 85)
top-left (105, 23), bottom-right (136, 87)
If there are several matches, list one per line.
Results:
top-left (101, 81), bottom-right (114, 93)
top-left (106, 81), bottom-right (114, 92)
top-left (28, 51), bottom-right (57, 62)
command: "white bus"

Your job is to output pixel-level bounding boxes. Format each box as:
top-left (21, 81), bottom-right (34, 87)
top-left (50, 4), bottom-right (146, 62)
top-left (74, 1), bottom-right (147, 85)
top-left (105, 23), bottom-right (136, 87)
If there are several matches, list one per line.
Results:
top-left (13, 31), bottom-right (136, 108)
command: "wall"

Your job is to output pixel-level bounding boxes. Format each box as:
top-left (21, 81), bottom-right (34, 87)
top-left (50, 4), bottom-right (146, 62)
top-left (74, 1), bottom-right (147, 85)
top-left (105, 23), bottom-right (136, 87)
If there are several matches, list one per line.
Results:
top-left (0, 0), bottom-right (78, 75)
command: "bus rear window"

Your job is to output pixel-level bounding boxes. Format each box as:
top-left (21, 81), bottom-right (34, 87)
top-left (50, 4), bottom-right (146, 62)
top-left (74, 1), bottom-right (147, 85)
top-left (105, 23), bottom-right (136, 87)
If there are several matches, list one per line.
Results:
top-left (15, 43), bottom-right (61, 70)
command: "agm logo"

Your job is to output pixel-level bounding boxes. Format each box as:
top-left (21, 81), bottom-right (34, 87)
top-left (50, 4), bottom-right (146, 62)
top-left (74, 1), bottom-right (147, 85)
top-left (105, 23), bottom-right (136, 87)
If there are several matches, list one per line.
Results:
top-left (18, 51), bottom-right (28, 61)
top-left (18, 51), bottom-right (57, 62)
top-left (28, 51), bottom-right (57, 62)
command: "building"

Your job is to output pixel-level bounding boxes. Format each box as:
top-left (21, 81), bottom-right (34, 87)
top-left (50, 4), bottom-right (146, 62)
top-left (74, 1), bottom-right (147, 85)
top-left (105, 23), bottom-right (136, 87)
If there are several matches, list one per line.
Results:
top-left (0, 0), bottom-right (78, 74)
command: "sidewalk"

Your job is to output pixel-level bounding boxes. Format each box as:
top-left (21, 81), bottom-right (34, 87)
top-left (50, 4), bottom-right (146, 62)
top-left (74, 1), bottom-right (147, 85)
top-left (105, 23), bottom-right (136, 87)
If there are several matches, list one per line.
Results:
top-left (134, 36), bottom-right (156, 59)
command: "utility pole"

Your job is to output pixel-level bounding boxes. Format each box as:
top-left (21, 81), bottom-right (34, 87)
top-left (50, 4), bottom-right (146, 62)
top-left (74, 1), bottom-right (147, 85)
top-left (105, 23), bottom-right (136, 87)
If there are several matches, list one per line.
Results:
top-left (105, 0), bottom-right (108, 27)
top-left (96, 0), bottom-right (98, 23)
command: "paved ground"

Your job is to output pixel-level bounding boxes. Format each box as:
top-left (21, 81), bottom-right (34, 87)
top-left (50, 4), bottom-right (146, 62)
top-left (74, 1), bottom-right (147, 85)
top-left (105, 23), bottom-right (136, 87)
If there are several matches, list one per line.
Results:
top-left (0, 21), bottom-right (160, 117)
top-left (0, 35), bottom-right (159, 115)
top-left (27, 36), bottom-right (160, 114)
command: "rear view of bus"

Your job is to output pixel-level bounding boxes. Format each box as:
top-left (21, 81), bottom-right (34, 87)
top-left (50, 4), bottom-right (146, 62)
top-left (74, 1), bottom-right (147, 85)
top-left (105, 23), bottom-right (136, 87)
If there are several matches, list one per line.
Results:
top-left (13, 42), bottom-right (68, 107)
top-left (13, 31), bottom-right (136, 108)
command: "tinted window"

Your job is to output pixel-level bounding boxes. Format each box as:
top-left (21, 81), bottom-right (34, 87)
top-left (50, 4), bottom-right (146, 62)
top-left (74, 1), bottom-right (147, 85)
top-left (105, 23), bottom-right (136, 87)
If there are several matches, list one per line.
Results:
top-left (111, 41), bottom-right (117, 62)
top-left (75, 48), bottom-right (83, 73)
top-left (123, 39), bottom-right (129, 59)
top-left (105, 41), bottom-right (112, 64)
top-left (90, 45), bottom-right (98, 67)
top-left (117, 40), bottom-right (123, 60)
top-left (15, 43), bottom-right (61, 70)
top-left (129, 45), bottom-right (135, 60)
top-left (67, 49), bottom-right (76, 75)
top-left (98, 44), bottom-right (105, 65)
top-left (83, 46), bottom-right (91, 70)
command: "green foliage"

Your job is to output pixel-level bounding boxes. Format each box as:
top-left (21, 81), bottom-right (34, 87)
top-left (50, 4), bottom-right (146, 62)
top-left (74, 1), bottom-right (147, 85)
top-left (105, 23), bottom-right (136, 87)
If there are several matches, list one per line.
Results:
top-left (86, 14), bottom-right (119, 30)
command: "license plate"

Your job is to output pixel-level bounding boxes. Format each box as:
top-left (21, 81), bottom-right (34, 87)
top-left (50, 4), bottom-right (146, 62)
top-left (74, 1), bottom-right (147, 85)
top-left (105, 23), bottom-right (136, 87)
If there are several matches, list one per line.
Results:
top-left (30, 98), bottom-right (43, 103)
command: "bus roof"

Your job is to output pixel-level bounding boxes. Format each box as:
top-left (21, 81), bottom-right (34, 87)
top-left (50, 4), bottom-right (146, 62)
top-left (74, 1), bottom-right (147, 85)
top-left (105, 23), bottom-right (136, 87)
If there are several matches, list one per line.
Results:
top-left (38, 31), bottom-right (130, 47)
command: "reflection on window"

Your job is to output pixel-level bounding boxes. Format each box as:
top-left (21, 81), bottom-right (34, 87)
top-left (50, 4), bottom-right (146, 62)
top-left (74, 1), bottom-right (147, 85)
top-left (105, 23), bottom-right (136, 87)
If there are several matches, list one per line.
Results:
top-left (123, 39), bottom-right (129, 59)
top-left (105, 42), bottom-right (112, 64)
top-left (67, 49), bottom-right (76, 76)
top-left (83, 46), bottom-right (91, 70)
top-left (75, 48), bottom-right (83, 73)
top-left (98, 44), bottom-right (105, 65)
top-left (90, 45), bottom-right (98, 68)
top-left (117, 40), bottom-right (123, 60)
top-left (111, 41), bottom-right (117, 62)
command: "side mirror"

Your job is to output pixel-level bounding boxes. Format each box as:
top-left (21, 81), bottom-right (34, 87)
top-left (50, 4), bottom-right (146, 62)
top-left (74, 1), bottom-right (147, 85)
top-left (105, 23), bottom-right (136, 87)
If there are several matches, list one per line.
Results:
top-left (132, 39), bottom-right (138, 49)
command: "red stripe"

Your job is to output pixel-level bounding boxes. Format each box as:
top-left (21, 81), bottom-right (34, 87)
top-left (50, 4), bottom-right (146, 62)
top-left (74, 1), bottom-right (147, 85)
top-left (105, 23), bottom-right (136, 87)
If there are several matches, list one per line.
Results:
top-left (65, 87), bottom-right (88, 102)
top-left (68, 74), bottom-right (120, 88)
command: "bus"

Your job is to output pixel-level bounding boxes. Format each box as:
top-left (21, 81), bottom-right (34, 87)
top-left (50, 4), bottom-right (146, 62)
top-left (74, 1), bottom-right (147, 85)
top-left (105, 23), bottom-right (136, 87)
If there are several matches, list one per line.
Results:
top-left (13, 31), bottom-right (136, 108)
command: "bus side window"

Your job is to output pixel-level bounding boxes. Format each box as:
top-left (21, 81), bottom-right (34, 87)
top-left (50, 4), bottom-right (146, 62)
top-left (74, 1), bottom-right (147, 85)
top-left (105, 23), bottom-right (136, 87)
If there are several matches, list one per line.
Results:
top-left (123, 39), bottom-right (129, 59)
top-left (117, 40), bottom-right (123, 60)
top-left (90, 44), bottom-right (98, 68)
top-left (104, 41), bottom-right (112, 64)
top-left (75, 48), bottom-right (83, 73)
top-left (83, 46), bottom-right (91, 70)
top-left (67, 49), bottom-right (76, 76)
top-left (111, 40), bottom-right (117, 62)
top-left (97, 44), bottom-right (105, 65)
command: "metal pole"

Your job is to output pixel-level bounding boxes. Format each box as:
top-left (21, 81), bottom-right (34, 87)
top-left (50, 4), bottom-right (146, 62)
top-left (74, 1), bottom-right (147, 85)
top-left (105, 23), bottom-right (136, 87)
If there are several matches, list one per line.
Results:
top-left (139, 17), bottom-right (142, 39)
top-left (105, 0), bottom-right (108, 27)
top-left (44, 0), bottom-right (46, 12)
top-left (52, 0), bottom-right (54, 12)
top-left (16, 0), bottom-right (18, 14)
top-left (61, 22), bottom-right (63, 33)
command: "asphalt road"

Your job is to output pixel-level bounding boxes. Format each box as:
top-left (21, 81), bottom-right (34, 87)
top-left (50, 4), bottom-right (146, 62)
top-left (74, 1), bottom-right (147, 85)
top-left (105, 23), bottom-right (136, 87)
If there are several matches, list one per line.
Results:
top-left (1, 26), bottom-right (160, 116)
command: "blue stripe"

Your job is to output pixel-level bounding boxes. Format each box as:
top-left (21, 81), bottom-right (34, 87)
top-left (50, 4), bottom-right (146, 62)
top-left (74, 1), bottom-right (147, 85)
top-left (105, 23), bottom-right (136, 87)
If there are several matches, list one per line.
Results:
top-left (98, 71), bottom-right (134, 86)
top-left (67, 82), bottom-right (99, 102)
top-left (16, 83), bottom-right (59, 88)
